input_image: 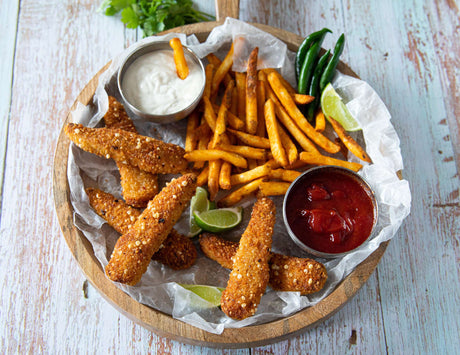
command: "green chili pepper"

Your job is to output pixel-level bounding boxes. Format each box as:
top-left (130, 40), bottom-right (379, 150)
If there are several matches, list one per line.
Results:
top-left (319, 33), bottom-right (345, 92)
top-left (295, 28), bottom-right (332, 81)
top-left (298, 40), bottom-right (323, 95)
top-left (307, 50), bottom-right (331, 120)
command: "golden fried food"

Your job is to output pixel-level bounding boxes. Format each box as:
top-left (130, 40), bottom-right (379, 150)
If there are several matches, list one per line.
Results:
top-left (85, 188), bottom-right (197, 270)
top-left (105, 173), bottom-right (197, 285)
top-left (65, 123), bottom-right (188, 174)
top-left (221, 197), bottom-right (275, 320)
top-left (103, 96), bottom-right (158, 208)
top-left (199, 233), bottom-right (328, 295)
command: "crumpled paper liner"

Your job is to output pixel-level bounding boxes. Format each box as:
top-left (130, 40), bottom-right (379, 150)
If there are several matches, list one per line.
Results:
top-left (67, 18), bottom-right (411, 334)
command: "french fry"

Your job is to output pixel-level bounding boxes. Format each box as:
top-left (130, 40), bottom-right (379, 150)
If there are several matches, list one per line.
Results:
top-left (169, 38), bottom-right (189, 80)
top-left (278, 124), bottom-right (298, 165)
top-left (196, 165), bottom-right (209, 186)
top-left (211, 42), bottom-right (234, 96)
top-left (258, 70), bottom-right (282, 107)
top-left (230, 86), bottom-right (238, 115)
top-left (268, 169), bottom-right (301, 182)
top-left (315, 110), bottom-right (326, 132)
top-left (256, 78), bottom-right (266, 138)
top-left (202, 96), bottom-right (217, 131)
top-left (219, 161), bottom-right (232, 190)
top-left (230, 164), bottom-right (271, 185)
top-left (273, 101), bottom-right (319, 153)
top-left (208, 159), bottom-right (222, 201)
top-left (185, 110), bottom-right (200, 152)
top-left (218, 178), bottom-right (264, 207)
top-left (267, 71), bottom-right (340, 154)
top-left (259, 181), bottom-right (291, 196)
top-left (292, 94), bottom-right (314, 105)
top-left (246, 47), bottom-right (259, 134)
top-left (217, 144), bottom-right (267, 160)
top-left (335, 137), bottom-right (349, 159)
top-left (193, 123), bottom-right (211, 169)
top-left (213, 103), bottom-right (245, 130)
top-left (235, 72), bottom-right (247, 123)
top-left (328, 117), bottom-right (372, 163)
top-left (299, 151), bottom-right (363, 172)
top-left (206, 53), bottom-right (232, 86)
top-left (203, 63), bottom-right (215, 99)
top-left (227, 128), bottom-right (271, 149)
top-left (264, 99), bottom-right (288, 167)
top-left (263, 68), bottom-right (296, 94)
top-left (184, 149), bottom-right (247, 168)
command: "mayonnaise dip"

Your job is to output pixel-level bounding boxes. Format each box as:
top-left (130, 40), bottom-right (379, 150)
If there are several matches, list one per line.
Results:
top-left (121, 50), bottom-right (204, 115)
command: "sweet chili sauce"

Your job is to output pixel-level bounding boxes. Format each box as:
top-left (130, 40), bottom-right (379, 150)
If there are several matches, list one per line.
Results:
top-left (285, 168), bottom-right (376, 254)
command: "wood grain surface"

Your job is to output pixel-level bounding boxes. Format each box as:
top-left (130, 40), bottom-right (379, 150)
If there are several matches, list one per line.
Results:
top-left (1, 0), bottom-right (459, 353)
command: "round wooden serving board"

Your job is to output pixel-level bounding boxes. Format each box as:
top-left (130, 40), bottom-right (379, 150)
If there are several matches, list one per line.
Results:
top-left (53, 0), bottom-right (388, 348)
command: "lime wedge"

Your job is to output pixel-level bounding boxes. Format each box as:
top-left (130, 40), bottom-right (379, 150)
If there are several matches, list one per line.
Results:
top-left (320, 83), bottom-right (360, 131)
top-left (188, 187), bottom-right (211, 237)
top-left (193, 207), bottom-right (243, 233)
top-left (179, 284), bottom-right (225, 307)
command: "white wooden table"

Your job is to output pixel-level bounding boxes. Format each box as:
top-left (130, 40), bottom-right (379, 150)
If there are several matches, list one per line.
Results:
top-left (1, 0), bottom-right (459, 353)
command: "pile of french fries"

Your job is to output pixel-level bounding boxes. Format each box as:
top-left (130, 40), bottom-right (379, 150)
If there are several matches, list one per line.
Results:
top-left (183, 40), bottom-right (371, 206)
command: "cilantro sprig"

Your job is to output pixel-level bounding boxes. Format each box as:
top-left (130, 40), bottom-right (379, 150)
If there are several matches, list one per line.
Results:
top-left (99, 0), bottom-right (215, 37)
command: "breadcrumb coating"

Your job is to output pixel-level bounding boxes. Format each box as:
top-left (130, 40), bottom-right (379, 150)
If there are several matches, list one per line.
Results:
top-left (103, 96), bottom-right (158, 208)
top-left (199, 234), bottom-right (327, 295)
top-left (104, 173), bottom-right (197, 285)
top-left (86, 188), bottom-right (196, 270)
top-left (220, 197), bottom-right (275, 320)
top-left (65, 123), bottom-right (188, 174)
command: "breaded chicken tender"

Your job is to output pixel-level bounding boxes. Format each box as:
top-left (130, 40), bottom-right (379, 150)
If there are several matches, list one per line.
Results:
top-left (221, 197), bottom-right (275, 320)
top-left (86, 188), bottom-right (197, 270)
top-left (65, 123), bottom-right (188, 174)
top-left (103, 96), bottom-right (158, 208)
top-left (105, 173), bottom-right (197, 285)
top-left (199, 234), bottom-right (327, 295)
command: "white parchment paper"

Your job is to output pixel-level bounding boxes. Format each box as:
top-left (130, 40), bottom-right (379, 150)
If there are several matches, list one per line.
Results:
top-left (67, 18), bottom-right (411, 334)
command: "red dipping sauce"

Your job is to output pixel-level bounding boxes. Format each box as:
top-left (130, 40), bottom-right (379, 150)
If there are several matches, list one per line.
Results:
top-left (284, 167), bottom-right (377, 256)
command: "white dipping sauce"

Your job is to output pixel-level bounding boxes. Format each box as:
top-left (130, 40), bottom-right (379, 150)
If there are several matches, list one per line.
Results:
top-left (121, 50), bottom-right (203, 115)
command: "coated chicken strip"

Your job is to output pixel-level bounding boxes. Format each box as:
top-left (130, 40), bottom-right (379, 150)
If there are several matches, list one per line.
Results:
top-left (65, 123), bottom-right (188, 174)
top-left (199, 233), bottom-right (327, 295)
top-left (221, 197), bottom-right (275, 320)
top-left (102, 96), bottom-right (158, 208)
top-left (86, 188), bottom-right (197, 270)
top-left (105, 173), bottom-right (197, 285)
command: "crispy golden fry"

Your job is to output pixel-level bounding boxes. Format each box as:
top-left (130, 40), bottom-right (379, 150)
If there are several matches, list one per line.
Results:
top-left (315, 110), bottom-right (326, 132)
top-left (292, 93), bottom-right (315, 105)
top-left (211, 42), bottom-right (234, 96)
top-left (256, 78), bottom-right (266, 138)
top-left (219, 161), bottom-right (232, 190)
top-left (258, 70), bottom-right (282, 107)
top-left (328, 117), bottom-right (372, 163)
top-left (105, 174), bottom-right (197, 285)
top-left (206, 53), bottom-right (232, 86)
top-left (65, 123), bottom-right (187, 175)
top-left (210, 106), bottom-right (228, 148)
top-left (230, 86), bottom-right (239, 115)
top-left (299, 151), bottom-right (363, 172)
top-left (268, 168), bottom-right (301, 182)
top-left (227, 128), bottom-right (271, 149)
top-left (208, 159), bottom-right (222, 201)
top-left (185, 110), bottom-right (200, 152)
top-left (273, 102), bottom-right (319, 153)
top-left (221, 79), bottom-right (235, 109)
top-left (103, 96), bottom-right (158, 208)
top-left (199, 233), bottom-right (327, 295)
top-left (213, 104), bottom-right (245, 130)
top-left (218, 178), bottom-right (264, 207)
top-left (216, 143), bottom-right (267, 160)
top-left (169, 38), bottom-right (189, 79)
top-left (202, 96), bottom-right (217, 131)
top-left (265, 99), bottom-right (288, 167)
top-left (267, 72), bottom-right (340, 154)
top-left (263, 68), bottom-right (296, 94)
top-left (184, 149), bottom-right (247, 168)
top-left (193, 123), bottom-right (211, 169)
top-left (235, 72), bottom-right (247, 123)
top-left (277, 124), bottom-right (298, 165)
top-left (335, 137), bottom-right (349, 159)
top-left (86, 188), bottom-right (197, 270)
top-left (196, 165), bottom-right (209, 186)
top-left (259, 181), bottom-right (290, 196)
top-left (203, 63), bottom-right (215, 99)
top-left (221, 197), bottom-right (275, 320)
top-left (246, 47), bottom-right (259, 134)
top-left (230, 164), bottom-right (271, 185)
